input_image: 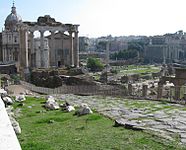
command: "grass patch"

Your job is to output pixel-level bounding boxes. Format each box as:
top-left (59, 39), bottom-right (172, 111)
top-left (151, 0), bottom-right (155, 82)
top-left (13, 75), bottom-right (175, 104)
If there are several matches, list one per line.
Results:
top-left (14, 97), bottom-right (185, 150)
top-left (35, 116), bottom-right (70, 124)
top-left (118, 65), bottom-right (160, 75)
top-left (86, 114), bottom-right (102, 121)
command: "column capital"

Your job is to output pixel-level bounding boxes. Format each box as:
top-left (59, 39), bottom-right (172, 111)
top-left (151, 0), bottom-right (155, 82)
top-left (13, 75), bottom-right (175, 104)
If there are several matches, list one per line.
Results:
top-left (59, 30), bottom-right (64, 33)
top-left (39, 30), bottom-right (45, 36)
top-left (68, 30), bottom-right (74, 35)
top-left (49, 30), bottom-right (55, 34)
top-left (29, 31), bottom-right (34, 34)
top-left (29, 31), bottom-right (34, 38)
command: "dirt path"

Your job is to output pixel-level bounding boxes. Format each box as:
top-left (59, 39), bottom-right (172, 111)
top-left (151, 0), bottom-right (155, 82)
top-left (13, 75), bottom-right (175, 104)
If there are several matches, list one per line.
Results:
top-left (6, 85), bottom-right (34, 96)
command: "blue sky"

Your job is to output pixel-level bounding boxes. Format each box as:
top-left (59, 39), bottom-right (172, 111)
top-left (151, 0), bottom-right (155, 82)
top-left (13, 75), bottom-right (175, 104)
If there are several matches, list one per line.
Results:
top-left (1, 0), bottom-right (186, 37)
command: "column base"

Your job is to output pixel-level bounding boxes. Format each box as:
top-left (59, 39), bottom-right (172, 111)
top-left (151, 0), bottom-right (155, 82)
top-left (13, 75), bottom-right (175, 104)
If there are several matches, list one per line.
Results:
top-left (24, 68), bottom-right (30, 81)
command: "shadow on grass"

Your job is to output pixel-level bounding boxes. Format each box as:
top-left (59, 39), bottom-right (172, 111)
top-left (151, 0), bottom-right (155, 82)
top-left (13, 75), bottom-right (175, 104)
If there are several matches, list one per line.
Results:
top-left (35, 117), bottom-right (70, 124)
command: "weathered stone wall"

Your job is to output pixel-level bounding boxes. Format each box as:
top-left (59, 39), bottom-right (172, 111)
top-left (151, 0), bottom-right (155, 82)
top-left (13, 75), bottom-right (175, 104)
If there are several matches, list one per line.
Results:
top-left (0, 64), bottom-right (17, 74)
top-left (21, 80), bottom-right (127, 96)
top-left (30, 69), bottom-right (93, 88)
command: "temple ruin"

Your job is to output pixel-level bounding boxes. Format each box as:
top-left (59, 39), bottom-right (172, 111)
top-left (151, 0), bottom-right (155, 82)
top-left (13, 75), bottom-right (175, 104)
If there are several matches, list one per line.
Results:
top-left (0, 3), bottom-right (80, 76)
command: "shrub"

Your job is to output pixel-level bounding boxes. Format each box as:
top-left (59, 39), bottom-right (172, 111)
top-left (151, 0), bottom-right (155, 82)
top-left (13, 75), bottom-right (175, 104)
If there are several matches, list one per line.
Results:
top-left (87, 57), bottom-right (104, 72)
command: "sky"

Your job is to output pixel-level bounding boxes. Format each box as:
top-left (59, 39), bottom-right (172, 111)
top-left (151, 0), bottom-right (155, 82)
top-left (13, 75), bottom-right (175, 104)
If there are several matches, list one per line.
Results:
top-left (1, 0), bottom-right (186, 38)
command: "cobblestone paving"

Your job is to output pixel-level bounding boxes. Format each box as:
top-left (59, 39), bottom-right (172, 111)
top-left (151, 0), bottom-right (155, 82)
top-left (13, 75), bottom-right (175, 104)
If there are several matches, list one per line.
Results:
top-left (54, 94), bottom-right (186, 144)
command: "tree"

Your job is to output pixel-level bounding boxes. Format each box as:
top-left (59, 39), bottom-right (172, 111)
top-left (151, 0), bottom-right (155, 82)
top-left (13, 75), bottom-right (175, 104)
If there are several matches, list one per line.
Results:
top-left (96, 41), bottom-right (107, 52)
top-left (87, 57), bottom-right (104, 72)
top-left (110, 49), bottom-right (138, 60)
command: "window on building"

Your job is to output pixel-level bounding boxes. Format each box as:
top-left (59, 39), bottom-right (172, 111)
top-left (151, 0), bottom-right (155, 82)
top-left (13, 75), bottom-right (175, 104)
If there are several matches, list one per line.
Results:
top-left (57, 49), bottom-right (63, 55)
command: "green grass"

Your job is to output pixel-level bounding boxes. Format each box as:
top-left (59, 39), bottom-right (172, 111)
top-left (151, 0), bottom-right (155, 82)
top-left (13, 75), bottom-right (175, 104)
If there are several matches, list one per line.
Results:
top-left (13, 97), bottom-right (185, 150)
top-left (119, 67), bottom-right (160, 75)
top-left (111, 65), bottom-right (160, 79)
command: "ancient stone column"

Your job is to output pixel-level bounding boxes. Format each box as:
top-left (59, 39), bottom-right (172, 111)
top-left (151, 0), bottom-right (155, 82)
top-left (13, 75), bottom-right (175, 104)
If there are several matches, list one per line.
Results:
top-left (177, 50), bottom-right (179, 60)
top-left (183, 93), bottom-right (186, 100)
top-left (5, 49), bottom-right (7, 62)
top-left (3, 48), bottom-right (6, 62)
top-left (29, 31), bottom-right (34, 67)
top-left (157, 84), bottom-right (163, 99)
top-left (175, 86), bottom-right (181, 100)
top-left (49, 31), bottom-right (55, 67)
top-left (10, 49), bottom-right (12, 61)
top-left (10, 49), bottom-right (13, 61)
top-left (142, 84), bottom-right (148, 97)
top-left (25, 31), bottom-right (29, 70)
top-left (128, 83), bottom-right (133, 96)
top-left (40, 31), bottom-right (45, 68)
top-left (19, 28), bottom-right (29, 78)
top-left (43, 39), bottom-right (50, 68)
top-left (74, 31), bottom-right (79, 67)
top-left (7, 49), bottom-right (10, 62)
top-left (2, 49), bottom-right (4, 62)
top-left (69, 31), bottom-right (74, 66)
top-left (60, 31), bottom-right (64, 67)
top-left (106, 42), bottom-right (110, 66)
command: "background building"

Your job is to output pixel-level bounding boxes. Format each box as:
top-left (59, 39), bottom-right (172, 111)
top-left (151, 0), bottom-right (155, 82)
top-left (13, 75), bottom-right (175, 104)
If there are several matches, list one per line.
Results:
top-left (145, 31), bottom-right (186, 63)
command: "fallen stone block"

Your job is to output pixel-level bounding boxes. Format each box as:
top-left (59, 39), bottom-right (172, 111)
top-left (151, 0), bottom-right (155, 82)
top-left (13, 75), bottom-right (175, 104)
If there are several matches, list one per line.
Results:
top-left (75, 103), bottom-right (93, 116)
top-left (114, 118), bottom-right (144, 130)
top-left (2, 96), bottom-right (14, 105)
top-left (15, 94), bottom-right (26, 102)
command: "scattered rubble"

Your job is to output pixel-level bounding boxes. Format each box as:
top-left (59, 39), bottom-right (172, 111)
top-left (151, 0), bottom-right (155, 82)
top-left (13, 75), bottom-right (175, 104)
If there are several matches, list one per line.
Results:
top-left (2, 96), bottom-right (14, 105)
top-left (45, 96), bottom-right (60, 110)
top-left (6, 106), bottom-right (21, 134)
top-left (75, 103), bottom-right (93, 116)
top-left (61, 102), bottom-right (75, 112)
top-left (15, 94), bottom-right (26, 102)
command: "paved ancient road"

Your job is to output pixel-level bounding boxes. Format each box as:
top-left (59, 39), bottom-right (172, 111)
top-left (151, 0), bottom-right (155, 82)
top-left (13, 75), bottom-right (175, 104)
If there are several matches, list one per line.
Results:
top-left (54, 94), bottom-right (186, 144)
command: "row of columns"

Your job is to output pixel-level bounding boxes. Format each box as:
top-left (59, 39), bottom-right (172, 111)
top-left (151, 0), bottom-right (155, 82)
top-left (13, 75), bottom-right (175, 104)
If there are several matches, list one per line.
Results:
top-left (18, 27), bottom-right (80, 79)
top-left (28, 30), bottom-right (79, 68)
top-left (64, 31), bottom-right (79, 67)
top-left (2, 48), bottom-right (8, 62)
top-left (2, 48), bottom-right (18, 62)
top-left (29, 31), bottom-right (48, 68)
top-left (164, 47), bottom-right (180, 60)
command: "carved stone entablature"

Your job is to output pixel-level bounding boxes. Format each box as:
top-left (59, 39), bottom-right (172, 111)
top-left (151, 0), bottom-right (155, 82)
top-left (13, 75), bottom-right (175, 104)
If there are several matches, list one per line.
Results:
top-left (37, 15), bottom-right (62, 26)
top-left (23, 21), bottom-right (37, 26)
top-left (23, 15), bottom-right (62, 27)
top-left (22, 15), bottom-right (79, 33)
top-left (65, 24), bottom-right (79, 32)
